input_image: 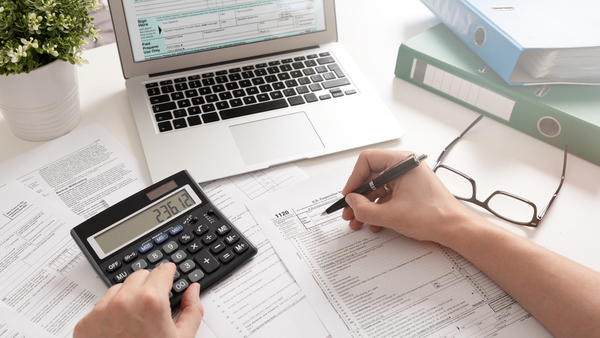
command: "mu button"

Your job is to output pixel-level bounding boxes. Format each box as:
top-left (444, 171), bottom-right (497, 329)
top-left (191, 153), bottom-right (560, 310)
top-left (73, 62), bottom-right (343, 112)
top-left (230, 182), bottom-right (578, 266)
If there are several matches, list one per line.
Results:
top-left (113, 270), bottom-right (129, 283)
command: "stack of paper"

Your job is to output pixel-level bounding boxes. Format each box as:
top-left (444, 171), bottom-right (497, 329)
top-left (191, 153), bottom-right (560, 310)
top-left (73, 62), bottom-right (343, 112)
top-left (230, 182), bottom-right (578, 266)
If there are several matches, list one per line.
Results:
top-left (519, 48), bottom-right (600, 82)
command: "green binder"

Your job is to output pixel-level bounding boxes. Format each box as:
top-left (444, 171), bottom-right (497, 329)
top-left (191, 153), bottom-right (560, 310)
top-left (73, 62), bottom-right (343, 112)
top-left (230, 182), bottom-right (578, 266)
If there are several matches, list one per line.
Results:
top-left (395, 24), bottom-right (600, 166)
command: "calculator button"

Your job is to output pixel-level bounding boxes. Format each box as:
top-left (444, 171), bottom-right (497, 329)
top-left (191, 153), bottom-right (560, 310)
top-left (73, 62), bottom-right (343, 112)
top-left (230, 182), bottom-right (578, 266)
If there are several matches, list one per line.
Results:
top-left (123, 251), bottom-right (138, 263)
top-left (106, 261), bottom-right (121, 273)
top-left (139, 242), bottom-right (153, 254)
top-left (216, 224), bottom-right (231, 236)
top-left (224, 233), bottom-right (239, 244)
top-left (179, 232), bottom-right (194, 244)
top-left (210, 242), bottom-right (226, 254)
top-left (188, 269), bottom-right (205, 283)
top-left (193, 224), bottom-right (209, 236)
top-left (163, 241), bottom-right (179, 254)
top-left (171, 250), bottom-right (187, 263)
top-left (179, 260), bottom-right (196, 273)
top-left (169, 224), bottom-right (184, 236)
top-left (234, 242), bottom-right (249, 254)
top-left (131, 259), bottom-right (148, 271)
top-left (201, 232), bottom-right (217, 245)
top-left (114, 270), bottom-right (129, 283)
top-left (173, 279), bottom-right (189, 293)
top-left (154, 233), bottom-right (169, 244)
top-left (147, 250), bottom-right (164, 263)
top-left (187, 241), bottom-right (203, 254)
top-left (195, 251), bottom-right (220, 274)
top-left (219, 251), bottom-right (235, 264)
top-left (154, 259), bottom-right (169, 269)
top-left (174, 270), bottom-right (180, 280)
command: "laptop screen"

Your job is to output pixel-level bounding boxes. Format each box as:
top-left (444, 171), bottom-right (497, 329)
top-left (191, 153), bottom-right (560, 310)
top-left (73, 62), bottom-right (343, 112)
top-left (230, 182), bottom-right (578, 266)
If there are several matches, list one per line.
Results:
top-left (122, 0), bottom-right (327, 63)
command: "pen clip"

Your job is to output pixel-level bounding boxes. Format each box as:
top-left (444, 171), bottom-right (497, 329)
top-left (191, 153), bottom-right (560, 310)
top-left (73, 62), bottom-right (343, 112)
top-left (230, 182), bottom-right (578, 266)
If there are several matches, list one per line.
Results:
top-left (379, 154), bottom-right (417, 176)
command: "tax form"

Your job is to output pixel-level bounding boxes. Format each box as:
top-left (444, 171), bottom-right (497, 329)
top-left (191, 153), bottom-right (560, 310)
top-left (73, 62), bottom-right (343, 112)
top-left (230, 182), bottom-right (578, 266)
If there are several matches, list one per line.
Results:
top-left (247, 165), bottom-right (552, 337)
top-left (0, 124), bottom-right (150, 219)
top-left (196, 164), bottom-right (329, 338)
top-left (0, 182), bottom-right (103, 337)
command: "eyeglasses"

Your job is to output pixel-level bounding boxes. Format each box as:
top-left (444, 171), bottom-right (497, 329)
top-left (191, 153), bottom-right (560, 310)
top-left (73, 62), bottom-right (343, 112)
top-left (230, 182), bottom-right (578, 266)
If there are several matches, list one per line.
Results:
top-left (432, 115), bottom-right (567, 227)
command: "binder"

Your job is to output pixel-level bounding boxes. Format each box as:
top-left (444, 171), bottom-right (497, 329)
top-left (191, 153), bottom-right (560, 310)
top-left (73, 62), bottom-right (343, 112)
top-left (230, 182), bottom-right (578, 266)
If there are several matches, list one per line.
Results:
top-left (419, 0), bottom-right (600, 86)
top-left (394, 24), bottom-right (600, 166)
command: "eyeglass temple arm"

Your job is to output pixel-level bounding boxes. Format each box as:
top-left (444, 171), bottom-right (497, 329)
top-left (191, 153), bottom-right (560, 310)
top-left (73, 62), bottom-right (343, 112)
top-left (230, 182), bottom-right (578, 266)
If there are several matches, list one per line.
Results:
top-left (537, 145), bottom-right (568, 221)
top-left (433, 115), bottom-right (484, 169)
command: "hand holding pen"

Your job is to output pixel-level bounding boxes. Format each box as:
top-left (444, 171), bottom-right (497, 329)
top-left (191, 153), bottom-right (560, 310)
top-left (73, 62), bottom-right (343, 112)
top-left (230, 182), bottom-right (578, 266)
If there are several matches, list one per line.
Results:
top-left (337, 149), bottom-right (468, 241)
top-left (322, 153), bottom-right (427, 215)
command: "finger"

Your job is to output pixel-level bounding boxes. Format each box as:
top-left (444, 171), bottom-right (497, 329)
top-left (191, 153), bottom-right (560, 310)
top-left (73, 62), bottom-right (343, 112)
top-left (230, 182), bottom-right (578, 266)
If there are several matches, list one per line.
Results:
top-left (175, 283), bottom-right (204, 337)
top-left (144, 262), bottom-right (177, 294)
top-left (341, 205), bottom-right (354, 221)
top-left (348, 218), bottom-right (364, 230)
top-left (121, 268), bottom-right (151, 287)
top-left (341, 187), bottom-right (386, 222)
top-left (342, 151), bottom-right (382, 195)
top-left (369, 224), bottom-right (383, 233)
top-left (345, 193), bottom-right (390, 226)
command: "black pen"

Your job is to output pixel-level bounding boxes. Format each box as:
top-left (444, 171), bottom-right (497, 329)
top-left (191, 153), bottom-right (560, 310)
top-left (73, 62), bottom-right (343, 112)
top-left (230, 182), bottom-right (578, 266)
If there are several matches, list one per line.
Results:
top-left (321, 154), bottom-right (427, 215)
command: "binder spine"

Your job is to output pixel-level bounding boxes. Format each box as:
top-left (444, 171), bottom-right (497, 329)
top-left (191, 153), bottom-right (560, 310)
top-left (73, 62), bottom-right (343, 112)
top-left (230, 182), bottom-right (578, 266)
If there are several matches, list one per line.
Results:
top-left (395, 44), bottom-right (600, 167)
top-left (420, 0), bottom-right (522, 85)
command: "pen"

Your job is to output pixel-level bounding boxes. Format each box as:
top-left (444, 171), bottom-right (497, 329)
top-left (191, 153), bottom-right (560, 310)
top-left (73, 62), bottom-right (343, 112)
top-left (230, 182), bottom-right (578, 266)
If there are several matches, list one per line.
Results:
top-left (321, 154), bottom-right (428, 215)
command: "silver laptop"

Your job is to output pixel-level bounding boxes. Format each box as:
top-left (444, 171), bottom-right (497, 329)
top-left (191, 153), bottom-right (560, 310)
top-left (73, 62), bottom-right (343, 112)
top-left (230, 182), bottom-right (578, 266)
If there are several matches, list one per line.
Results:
top-left (109, 0), bottom-right (403, 183)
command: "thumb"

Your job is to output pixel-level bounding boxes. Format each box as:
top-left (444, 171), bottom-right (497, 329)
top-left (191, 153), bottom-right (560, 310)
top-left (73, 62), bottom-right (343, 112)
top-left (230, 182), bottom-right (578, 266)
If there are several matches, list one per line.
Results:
top-left (345, 193), bottom-right (387, 226)
top-left (175, 283), bottom-right (204, 337)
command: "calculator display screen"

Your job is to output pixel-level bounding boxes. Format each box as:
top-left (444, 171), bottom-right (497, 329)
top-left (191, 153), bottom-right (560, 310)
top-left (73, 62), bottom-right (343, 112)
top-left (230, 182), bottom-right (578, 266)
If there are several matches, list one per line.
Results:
top-left (94, 189), bottom-right (196, 254)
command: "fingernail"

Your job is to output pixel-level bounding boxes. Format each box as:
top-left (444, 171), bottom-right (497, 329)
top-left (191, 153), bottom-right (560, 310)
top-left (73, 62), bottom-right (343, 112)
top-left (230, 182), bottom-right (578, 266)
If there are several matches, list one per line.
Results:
top-left (345, 195), bottom-right (354, 208)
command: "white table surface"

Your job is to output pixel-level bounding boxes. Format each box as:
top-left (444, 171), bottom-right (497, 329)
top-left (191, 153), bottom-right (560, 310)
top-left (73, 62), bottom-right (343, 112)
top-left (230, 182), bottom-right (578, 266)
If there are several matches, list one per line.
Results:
top-left (2, 1), bottom-right (599, 275)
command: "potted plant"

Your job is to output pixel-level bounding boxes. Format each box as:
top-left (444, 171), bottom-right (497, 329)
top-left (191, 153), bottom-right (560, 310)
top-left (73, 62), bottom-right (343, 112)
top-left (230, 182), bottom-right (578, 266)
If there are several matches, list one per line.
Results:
top-left (0, 0), bottom-right (102, 141)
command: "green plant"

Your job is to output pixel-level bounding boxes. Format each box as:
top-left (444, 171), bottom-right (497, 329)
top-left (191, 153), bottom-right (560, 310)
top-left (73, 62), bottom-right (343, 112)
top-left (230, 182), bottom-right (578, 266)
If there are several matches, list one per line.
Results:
top-left (0, 0), bottom-right (102, 75)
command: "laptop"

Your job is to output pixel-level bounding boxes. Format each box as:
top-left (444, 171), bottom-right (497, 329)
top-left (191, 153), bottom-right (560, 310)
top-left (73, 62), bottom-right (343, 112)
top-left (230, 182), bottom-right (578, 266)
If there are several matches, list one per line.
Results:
top-left (108, 0), bottom-right (403, 183)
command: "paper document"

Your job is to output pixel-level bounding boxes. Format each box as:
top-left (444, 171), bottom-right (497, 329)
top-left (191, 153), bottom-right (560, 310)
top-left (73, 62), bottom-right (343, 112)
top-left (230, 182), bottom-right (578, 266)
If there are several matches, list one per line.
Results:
top-left (197, 164), bottom-right (329, 338)
top-left (0, 302), bottom-right (51, 337)
top-left (0, 124), bottom-right (151, 219)
top-left (0, 182), bottom-right (104, 337)
top-left (248, 165), bottom-right (552, 337)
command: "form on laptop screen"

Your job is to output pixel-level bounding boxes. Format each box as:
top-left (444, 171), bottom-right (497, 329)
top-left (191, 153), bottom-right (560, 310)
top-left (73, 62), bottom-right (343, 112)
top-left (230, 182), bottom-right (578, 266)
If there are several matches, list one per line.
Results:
top-left (122, 0), bottom-right (327, 63)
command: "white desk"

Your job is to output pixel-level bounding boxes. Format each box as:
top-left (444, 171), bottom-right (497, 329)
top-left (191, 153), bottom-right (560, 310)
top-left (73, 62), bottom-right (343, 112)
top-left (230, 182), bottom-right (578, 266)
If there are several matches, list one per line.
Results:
top-left (2, 0), bottom-right (599, 276)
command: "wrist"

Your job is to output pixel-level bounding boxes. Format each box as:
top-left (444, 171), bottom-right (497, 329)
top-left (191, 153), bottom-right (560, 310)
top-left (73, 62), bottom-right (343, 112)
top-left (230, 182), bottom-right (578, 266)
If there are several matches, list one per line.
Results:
top-left (433, 207), bottom-right (490, 249)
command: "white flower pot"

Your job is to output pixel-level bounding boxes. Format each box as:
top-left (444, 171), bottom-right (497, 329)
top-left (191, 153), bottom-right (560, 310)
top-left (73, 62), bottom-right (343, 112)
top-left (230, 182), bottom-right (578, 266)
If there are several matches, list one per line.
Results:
top-left (0, 59), bottom-right (81, 141)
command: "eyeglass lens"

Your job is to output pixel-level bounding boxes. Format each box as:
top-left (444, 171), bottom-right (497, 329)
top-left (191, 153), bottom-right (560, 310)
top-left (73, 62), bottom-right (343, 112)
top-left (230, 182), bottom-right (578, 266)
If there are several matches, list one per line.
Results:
top-left (435, 166), bottom-right (536, 224)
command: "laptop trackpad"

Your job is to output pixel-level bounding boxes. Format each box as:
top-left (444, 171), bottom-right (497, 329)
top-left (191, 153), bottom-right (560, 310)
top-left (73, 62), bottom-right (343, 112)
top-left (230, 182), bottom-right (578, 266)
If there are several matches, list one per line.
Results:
top-left (230, 112), bottom-right (324, 165)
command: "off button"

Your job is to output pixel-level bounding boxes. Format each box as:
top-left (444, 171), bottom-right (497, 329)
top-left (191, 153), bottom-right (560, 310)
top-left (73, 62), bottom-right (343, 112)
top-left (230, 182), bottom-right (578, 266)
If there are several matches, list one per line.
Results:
top-left (106, 260), bottom-right (121, 273)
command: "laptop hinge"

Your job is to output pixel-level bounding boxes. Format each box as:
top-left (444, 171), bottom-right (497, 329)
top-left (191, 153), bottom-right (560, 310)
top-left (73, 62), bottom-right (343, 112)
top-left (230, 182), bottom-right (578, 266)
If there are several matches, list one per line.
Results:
top-left (148, 46), bottom-right (320, 78)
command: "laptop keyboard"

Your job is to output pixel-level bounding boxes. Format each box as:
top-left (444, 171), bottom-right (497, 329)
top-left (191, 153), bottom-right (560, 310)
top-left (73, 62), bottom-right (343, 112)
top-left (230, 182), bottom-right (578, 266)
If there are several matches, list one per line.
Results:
top-left (145, 52), bottom-right (357, 133)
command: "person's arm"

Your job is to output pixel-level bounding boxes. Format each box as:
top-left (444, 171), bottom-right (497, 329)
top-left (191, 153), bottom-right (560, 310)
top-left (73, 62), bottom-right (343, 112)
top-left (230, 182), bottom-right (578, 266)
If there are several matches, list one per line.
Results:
top-left (341, 149), bottom-right (600, 337)
top-left (73, 262), bottom-right (204, 338)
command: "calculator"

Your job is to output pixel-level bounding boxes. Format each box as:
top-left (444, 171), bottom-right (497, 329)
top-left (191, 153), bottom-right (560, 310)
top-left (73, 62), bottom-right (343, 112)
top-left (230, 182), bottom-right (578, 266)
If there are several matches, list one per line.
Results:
top-left (71, 170), bottom-right (257, 308)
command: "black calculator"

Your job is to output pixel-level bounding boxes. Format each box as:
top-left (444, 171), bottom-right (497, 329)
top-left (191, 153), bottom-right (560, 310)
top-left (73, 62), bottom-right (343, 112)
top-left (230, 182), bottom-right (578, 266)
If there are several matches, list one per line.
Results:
top-left (71, 170), bottom-right (257, 308)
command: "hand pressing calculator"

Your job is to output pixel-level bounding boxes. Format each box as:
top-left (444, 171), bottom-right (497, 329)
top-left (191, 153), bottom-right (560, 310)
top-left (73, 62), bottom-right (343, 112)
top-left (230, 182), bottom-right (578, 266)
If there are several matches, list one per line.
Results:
top-left (71, 170), bottom-right (257, 308)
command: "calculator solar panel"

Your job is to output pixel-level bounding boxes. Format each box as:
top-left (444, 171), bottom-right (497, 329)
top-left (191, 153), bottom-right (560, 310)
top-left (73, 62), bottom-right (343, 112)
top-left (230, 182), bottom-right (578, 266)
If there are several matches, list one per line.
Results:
top-left (71, 170), bottom-right (257, 308)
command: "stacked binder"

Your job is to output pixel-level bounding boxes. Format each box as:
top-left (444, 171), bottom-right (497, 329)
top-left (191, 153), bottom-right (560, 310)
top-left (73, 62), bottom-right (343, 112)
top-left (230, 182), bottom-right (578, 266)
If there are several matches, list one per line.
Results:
top-left (419, 0), bottom-right (600, 86)
top-left (394, 1), bottom-right (600, 166)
